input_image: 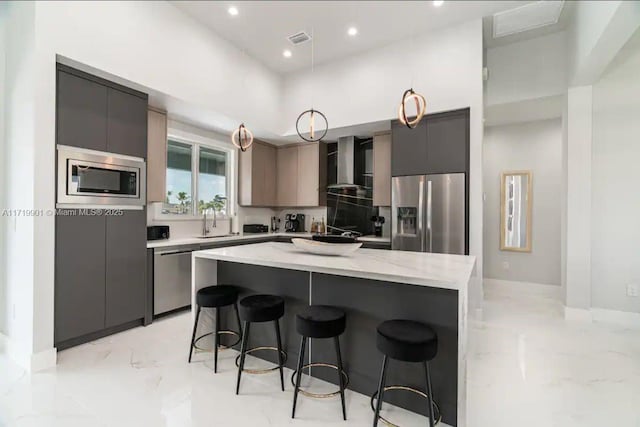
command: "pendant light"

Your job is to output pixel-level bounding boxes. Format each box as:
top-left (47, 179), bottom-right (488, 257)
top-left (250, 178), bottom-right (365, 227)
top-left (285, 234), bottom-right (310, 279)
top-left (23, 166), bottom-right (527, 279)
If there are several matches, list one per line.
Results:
top-left (296, 29), bottom-right (328, 142)
top-left (397, 34), bottom-right (427, 129)
top-left (231, 123), bottom-right (254, 152)
top-left (231, 42), bottom-right (254, 151)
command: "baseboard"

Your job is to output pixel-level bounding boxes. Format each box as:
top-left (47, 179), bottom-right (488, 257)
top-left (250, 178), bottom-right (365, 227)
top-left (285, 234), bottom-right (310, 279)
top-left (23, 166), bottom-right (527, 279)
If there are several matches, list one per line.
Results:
top-left (0, 333), bottom-right (57, 372)
top-left (592, 308), bottom-right (640, 328)
top-left (483, 278), bottom-right (562, 300)
top-left (564, 306), bottom-right (640, 329)
top-left (564, 306), bottom-right (592, 322)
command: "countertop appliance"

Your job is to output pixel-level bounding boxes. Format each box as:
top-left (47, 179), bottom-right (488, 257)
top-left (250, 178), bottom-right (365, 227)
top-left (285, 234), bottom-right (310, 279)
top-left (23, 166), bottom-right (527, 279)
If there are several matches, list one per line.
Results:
top-left (284, 213), bottom-right (305, 232)
top-left (57, 145), bottom-right (146, 208)
top-left (153, 246), bottom-right (197, 316)
top-left (392, 173), bottom-right (466, 254)
top-left (243, 224), bottom-right (269, 234)
top-left (147, 225), bottom-right (170, 241)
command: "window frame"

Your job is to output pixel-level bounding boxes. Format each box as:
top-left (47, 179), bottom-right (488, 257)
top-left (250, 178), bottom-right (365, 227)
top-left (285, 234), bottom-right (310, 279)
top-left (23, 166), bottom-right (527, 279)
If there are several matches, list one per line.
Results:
top-left (155, 126), bottom-right (236, 220)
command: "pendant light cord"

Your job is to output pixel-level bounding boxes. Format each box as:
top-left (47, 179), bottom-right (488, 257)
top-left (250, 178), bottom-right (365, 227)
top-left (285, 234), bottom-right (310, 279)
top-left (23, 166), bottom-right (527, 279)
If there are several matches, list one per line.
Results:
top-left (311, 26), bottom-right (315, 109)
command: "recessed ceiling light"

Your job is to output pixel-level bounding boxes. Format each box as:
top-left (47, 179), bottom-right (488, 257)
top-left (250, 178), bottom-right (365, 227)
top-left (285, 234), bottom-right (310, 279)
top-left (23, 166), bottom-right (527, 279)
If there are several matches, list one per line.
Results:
top-left (228, 6), bottom-right (238, 16)
top-left (347, 27), bottom-right (358, 36)
top-left (433, 1), bottom-right (444, 6)
top-left (283, 49), bottom-right (292, 58)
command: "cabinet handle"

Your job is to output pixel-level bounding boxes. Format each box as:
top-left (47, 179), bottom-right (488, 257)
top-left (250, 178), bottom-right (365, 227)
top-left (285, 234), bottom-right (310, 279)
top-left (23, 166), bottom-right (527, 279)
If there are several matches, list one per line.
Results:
top-left (158, 250), bottom-right (193, 256)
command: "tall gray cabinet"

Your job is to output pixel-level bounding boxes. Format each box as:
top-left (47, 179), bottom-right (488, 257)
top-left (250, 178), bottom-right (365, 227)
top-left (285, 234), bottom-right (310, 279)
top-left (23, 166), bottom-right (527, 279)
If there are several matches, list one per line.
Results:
top-left (55, 64), bottom-right (149, 349)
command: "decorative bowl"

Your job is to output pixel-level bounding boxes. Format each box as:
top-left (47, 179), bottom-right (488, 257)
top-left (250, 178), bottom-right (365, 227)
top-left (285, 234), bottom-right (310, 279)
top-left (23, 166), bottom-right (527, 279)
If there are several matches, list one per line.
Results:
top-left (291, 238), bottom-right (362, 256)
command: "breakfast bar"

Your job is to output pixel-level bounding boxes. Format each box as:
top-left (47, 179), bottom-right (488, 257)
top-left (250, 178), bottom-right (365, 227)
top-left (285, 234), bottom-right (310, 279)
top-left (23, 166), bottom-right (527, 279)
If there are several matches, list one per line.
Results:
top-left (192, 241), bottom-right (476, 426)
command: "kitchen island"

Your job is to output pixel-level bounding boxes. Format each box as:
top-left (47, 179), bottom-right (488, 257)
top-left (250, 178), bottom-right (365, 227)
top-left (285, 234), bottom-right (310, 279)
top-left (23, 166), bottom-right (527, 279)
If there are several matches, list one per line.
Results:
top-left (192, 242), bottom-right (475, 426)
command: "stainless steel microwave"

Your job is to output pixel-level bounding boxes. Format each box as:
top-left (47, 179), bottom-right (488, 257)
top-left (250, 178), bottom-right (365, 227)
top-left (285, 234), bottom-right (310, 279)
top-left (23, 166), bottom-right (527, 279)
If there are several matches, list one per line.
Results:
top-left (56, 145), bottom-right (146, 208)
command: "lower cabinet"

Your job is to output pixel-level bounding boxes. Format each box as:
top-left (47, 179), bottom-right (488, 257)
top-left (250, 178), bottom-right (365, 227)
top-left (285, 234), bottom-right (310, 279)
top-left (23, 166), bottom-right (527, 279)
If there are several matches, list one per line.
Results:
top-left (55, 213), bottom-right (106, 344)
top-left (55, 209), bottom-right (146, 348)
top-left (105, 211), bottom-right (146, 328)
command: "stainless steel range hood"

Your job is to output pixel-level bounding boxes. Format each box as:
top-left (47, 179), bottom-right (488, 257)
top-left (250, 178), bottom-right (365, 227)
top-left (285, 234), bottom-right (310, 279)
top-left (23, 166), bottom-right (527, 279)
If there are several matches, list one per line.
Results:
top-left (336, 136), bottom-right (355, 185)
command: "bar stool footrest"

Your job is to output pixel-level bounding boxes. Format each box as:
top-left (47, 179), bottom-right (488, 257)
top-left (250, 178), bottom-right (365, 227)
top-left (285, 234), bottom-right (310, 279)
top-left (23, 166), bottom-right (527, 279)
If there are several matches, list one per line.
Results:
top-left (370, 385), bottom-right (441, 426)
top-left (193, 330), bottom-right (241, 352)
top-left (291, 363), bottom-right (349, 398)
top-left (234, 346), bottom-right (287, 374)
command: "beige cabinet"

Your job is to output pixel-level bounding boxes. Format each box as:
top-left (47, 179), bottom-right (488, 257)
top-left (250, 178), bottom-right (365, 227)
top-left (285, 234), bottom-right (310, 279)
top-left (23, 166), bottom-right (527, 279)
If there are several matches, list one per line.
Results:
top-left (297, 144), bottom-right (320, 206)
top-left (373, 132), bottom-right (391, 206)
top-left (276, 145), bottom-right (299, 207)
top-left (239, 140), bottom-right (277, 206)
top-left (147, 109), bottom-right (167, 203)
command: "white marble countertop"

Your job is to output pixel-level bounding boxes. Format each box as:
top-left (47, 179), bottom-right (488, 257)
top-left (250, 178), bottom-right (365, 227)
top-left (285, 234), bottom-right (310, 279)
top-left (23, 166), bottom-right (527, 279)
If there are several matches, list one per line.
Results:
top-left (147, 232), bottom-right (390, 249)
top-left (193, 241), bottom-right (475, 291)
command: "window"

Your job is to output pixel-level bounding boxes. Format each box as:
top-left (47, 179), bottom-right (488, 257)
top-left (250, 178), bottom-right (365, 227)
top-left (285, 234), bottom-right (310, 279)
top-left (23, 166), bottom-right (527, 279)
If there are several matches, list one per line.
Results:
top-left (162, 137), bottom-right (232, 217)
top-left (165, 140), bottom-right (193, 214)
top-left (198, 147), bottom-right (228, 216)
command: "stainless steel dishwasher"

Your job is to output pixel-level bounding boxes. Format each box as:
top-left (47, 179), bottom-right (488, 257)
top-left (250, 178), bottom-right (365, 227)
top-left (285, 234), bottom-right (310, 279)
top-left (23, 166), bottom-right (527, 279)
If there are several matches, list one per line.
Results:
top-left (153, 245), bottom-right (199, 316)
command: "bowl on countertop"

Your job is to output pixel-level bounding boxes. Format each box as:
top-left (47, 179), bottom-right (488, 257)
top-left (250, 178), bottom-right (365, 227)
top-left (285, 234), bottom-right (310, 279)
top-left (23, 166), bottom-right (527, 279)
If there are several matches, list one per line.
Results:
top-left (291, 238), bottom-right (362, 256)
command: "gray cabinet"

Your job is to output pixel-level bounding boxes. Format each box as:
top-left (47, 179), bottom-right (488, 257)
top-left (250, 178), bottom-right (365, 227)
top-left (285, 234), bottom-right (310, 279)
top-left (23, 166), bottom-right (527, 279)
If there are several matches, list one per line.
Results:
top-left (57, 71), bottom-right (108, 152)
top-left (105, 210), bottom-right (147, 327)
top-left (391, 119), bottom-right (427, 177)
top-left (55, 212), bottom-right (106, 344)
top-left (391, 108), bottom-right (469, 177)
top-left (107, 88), bottom-right (148, 158)
top-left (425, 109), bottom-right (469, 174)
top-left (56, 64), bottom-right (148, 158)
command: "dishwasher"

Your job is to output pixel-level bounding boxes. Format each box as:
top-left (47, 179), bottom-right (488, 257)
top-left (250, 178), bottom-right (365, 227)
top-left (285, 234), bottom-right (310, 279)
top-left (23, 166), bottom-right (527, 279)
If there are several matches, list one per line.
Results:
top-left (153, 245), bottom-right (199, 316)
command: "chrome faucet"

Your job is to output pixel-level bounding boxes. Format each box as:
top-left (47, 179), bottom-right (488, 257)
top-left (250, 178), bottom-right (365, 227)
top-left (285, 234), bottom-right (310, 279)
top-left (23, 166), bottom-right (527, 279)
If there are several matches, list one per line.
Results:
top-left (202, 208), bottom-right (217, 236)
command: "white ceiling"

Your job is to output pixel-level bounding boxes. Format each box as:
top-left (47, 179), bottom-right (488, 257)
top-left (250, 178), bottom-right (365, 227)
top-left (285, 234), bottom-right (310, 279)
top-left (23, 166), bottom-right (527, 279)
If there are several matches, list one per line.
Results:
top-left (171, 0), bottom-right (535, 74)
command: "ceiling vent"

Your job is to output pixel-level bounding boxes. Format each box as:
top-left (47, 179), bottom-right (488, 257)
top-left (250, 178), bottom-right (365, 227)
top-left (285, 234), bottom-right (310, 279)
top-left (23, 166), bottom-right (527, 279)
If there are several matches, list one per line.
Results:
top-left (493, 1), bottom-right (564, 38)
top-left (287, 31), bottom-right (312, 46)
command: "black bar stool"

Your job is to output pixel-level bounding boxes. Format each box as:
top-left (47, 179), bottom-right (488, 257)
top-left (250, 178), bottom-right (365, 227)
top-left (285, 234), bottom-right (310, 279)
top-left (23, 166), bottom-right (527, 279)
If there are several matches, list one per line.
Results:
top-left (371, 319), bottom-right (440, 427)
top-left (188, 285), bottom-right (242, 373)
top-left (292, 305), bottom-right (348, 420)
top-left (235, 294), bottom-right (287, 395)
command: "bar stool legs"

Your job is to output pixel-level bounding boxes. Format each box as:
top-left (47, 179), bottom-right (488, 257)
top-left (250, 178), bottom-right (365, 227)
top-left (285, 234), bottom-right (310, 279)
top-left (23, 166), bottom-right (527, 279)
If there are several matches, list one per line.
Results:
top-left (274, 320), bottom-right (285, 392)
top-left (188, 305), bottom-right (201, 363)
top-left (373, 355), bottom-right (388, 427)
top-left (424, 362), bottom-right (435, 427)
top-left (292, 335), bottom-right (348, 420)
top-left (335, 336), bottom-right (347, 421)
top-left (291, 336), bottom-right (307, 418)
top-left (235, 321), bottom-right (250, 395)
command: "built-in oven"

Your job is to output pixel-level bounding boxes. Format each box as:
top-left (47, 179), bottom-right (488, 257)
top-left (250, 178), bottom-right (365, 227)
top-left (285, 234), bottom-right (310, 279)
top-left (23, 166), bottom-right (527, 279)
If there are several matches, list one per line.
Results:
top-left (57, 145), bottom-right (146, 208)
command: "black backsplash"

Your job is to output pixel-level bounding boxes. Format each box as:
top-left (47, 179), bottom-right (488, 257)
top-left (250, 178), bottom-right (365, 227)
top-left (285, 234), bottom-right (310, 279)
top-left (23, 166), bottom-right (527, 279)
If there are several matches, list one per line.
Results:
top-left (326, 138), bottom-right (378, 236)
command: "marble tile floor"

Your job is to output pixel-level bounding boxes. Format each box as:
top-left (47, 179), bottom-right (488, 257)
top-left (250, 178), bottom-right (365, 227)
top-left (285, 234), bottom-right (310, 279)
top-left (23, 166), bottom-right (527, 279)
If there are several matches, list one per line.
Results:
top-left (1, 287), bottom-right (640, 427)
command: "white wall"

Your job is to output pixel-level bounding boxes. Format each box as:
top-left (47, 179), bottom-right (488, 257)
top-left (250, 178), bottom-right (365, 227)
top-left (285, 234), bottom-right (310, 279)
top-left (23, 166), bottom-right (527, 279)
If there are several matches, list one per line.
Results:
top-left (486, 31), bottom-right (567, 107)
top-left (483, 119), bottom-right (562, 286)
top-left (2, 1), bottom-right (38, 363)
top-left (283, 20), bottom-right (485, 301)
top-left (0, 4), bottom-right (7, 337)
top-left (591, 29), bottom-right (640, 313)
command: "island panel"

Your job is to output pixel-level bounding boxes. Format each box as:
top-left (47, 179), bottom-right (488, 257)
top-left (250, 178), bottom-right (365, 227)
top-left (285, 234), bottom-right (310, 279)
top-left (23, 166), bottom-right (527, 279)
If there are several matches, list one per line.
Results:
top-left (217, 260), bottom-right (309, 369)
top-left (311, 272), bottom-right (458, 426)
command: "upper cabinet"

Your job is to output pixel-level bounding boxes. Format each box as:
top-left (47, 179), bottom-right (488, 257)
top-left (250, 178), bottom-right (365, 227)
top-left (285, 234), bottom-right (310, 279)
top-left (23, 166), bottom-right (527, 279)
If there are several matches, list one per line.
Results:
top-left (276, 145), bottom-right (299, 207)
top-left (391, 108), bottom-right (469, 177)
top-left (56, 65), bottom-right (148, 158)
top-left (239, 140), bottom-right (277, 207)
top-left (391, 118), bottom-right (428, 177)
top-left (107, 88), bottom-right (148, 158)
top-left (147, 109), bottom-right (168, 203)
top-left (57, 70), bottom-right (108, 152)
top-left (373, 132), bottom-right (391, 206)
top-left (240, 142), bottom-right (326, 208)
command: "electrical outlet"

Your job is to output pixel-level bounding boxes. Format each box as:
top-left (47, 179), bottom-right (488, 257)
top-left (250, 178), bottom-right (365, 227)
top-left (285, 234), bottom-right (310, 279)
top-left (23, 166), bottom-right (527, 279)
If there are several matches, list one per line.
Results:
top-left (627, 284), bottom-right (639, 297)
top-left (502, 261), bottom-right (509, 270)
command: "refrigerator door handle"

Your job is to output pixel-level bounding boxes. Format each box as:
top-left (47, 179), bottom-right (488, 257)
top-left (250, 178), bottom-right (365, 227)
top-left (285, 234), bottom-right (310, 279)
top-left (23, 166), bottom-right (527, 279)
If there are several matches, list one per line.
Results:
top-left (427, 179), bottom-right (433, 252)
top-left (418, 178), bottom-right (425, 252)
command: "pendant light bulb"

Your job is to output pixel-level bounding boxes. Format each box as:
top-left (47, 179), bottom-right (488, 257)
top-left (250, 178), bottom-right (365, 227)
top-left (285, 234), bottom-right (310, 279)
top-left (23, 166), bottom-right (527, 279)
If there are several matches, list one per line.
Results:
top-left (231, 123), bottom-right (254, 152)
top-left (310, 110), bottom-right (315, 139)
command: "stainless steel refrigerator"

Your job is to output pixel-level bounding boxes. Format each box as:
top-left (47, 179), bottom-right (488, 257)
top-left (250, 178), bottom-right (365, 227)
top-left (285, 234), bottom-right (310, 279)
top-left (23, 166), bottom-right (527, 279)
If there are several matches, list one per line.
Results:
top-left (391, 173), bottom-right (466, 254)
